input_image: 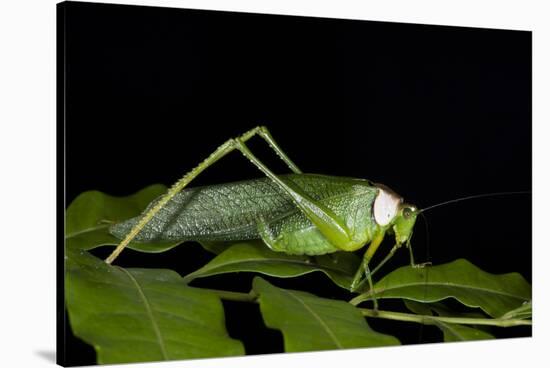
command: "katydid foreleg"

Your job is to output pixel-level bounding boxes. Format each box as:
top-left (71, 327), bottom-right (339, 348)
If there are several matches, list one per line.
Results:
top-left (408, 245), bottom-right (432, 268)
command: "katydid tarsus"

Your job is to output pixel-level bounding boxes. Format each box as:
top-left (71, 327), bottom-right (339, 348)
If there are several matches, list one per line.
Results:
top-left (106, 126), bottom-right (524, 308)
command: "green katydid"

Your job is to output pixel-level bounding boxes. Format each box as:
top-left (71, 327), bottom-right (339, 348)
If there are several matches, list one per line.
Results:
top-left (106, 126), bottom-right (423, 306)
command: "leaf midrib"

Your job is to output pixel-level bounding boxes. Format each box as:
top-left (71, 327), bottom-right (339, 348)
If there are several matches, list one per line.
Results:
top-left (65, 224), bottom-right (110, 239)
top-left (117, 267), bottom-right (168, 359)
top-left (282, 289), bottom-right (343, 349)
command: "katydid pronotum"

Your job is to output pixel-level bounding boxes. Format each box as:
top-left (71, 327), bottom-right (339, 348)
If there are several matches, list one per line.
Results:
top-left (107, 126), bottom-right (426, 308)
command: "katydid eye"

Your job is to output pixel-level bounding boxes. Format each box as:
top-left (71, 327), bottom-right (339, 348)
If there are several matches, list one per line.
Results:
top-left (403, 207), bottom-right (413, 219)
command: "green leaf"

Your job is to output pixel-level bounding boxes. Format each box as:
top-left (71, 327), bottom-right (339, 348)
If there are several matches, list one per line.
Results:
top-left (252, 277), bottom-right (399, 352)
top-left (197, 241), bottom-right (233, 255)
top-left (403, 300), bottom-right (495, 342)
top-left (65, 185), bottom-right (182, 253)
top-left (65, 248), bottom-right (244, 364)
top-left (359, 259), bottom-right (531, 318)
top-left (402, 299), bottom-right (433, 316)
top-left (436, 322), bottom-right (494, 342)
top-left (183, 241), bottom-right (360, 290)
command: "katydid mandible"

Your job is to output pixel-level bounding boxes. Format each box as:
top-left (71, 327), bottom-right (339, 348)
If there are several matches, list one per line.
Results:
top-left (107, 126), bottom-right (422, 299)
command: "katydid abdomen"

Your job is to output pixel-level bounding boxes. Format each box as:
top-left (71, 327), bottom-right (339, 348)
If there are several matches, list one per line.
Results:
top-left (110, 174), bottom-right (379, 255)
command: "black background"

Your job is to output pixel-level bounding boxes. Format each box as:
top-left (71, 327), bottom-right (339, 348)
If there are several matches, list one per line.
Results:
top-left (60, 1), bottom-right (531, 366)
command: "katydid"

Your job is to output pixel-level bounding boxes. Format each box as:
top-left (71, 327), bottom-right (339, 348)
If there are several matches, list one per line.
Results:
top-left (106, 126), bottom-right (422, 304)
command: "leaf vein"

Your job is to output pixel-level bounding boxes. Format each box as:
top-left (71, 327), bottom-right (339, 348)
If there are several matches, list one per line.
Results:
top-left (117, 267), bottom-right (169, 360)
top-left (282, 290), bottom-right (343, 349)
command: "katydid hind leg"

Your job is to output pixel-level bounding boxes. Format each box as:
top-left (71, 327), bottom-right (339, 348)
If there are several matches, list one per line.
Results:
top-left (106, 126), bottom-right (300, 264)
top-left (255, 126), bottom-right (302, 174)
top-left (257, 202), bottom-right (351, 256)
top-left (233, 137), bottom-right (359, 251)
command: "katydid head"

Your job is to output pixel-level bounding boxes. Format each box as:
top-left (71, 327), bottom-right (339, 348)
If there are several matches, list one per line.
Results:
top-left (393, 204), bottom-right (419, 244)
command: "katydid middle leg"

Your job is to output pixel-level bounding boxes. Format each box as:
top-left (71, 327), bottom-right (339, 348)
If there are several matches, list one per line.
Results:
top-left (351, 242), bottom-right (400, 293)
top-left (350, 232), bottom-right (387, 310)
